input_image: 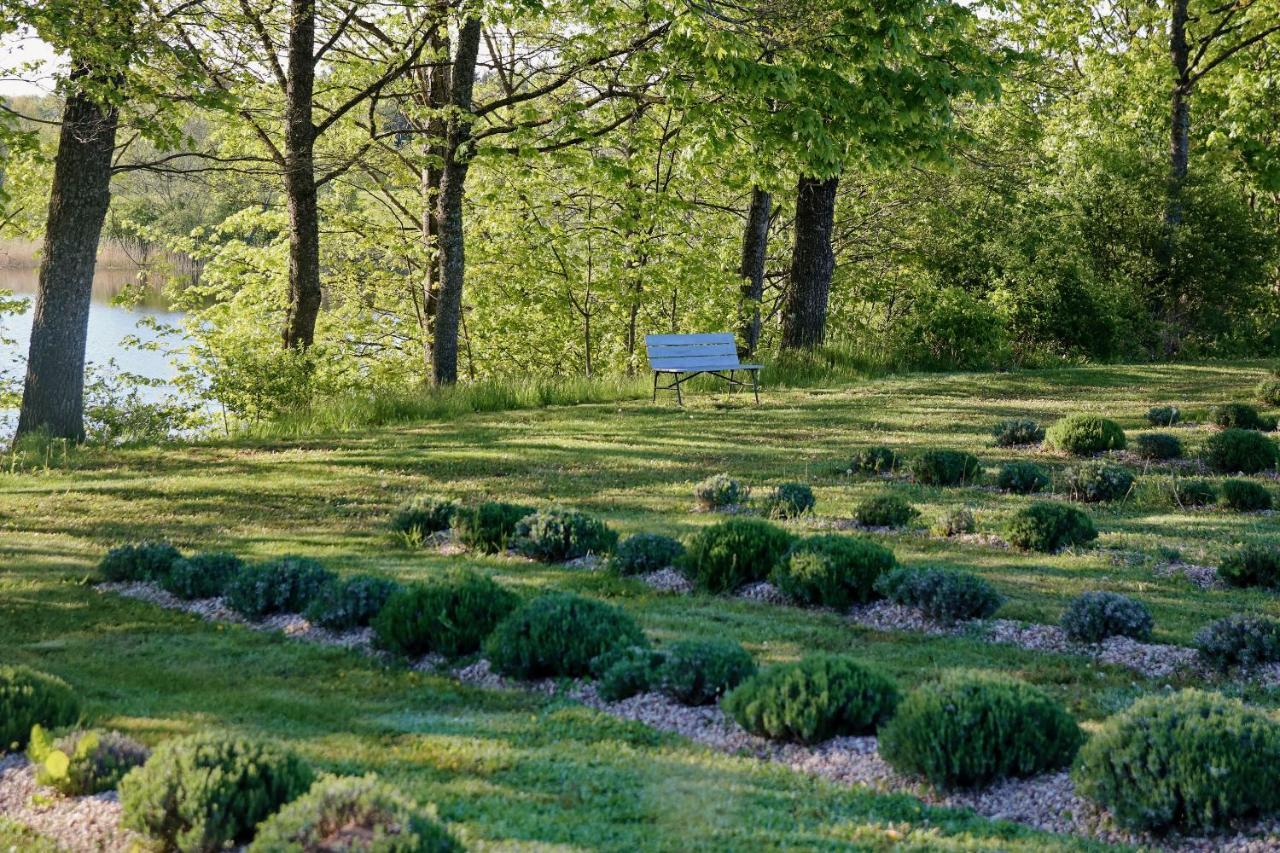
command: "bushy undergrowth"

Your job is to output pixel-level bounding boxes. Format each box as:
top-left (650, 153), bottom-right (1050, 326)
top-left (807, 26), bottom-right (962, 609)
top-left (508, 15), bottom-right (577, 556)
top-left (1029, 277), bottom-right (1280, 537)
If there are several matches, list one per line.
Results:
top-left (27, 726), bottom-right (149, 796)
top-left (609, 534), bottom-right (684, 575)
top-left (390, 495), bottom-right (458, 540)
top-left (1059, 591), bottom-right (1153, 643)
top-left (485, 592), bottom-right (646, 679)
top-left (996, 461), bottom-right (1049, 495)
top-left (160, 552), bottom-right (243, 600)
top-left (693, 474), bottom-right (748, 510)
top-left (1073, 690), bottom-right (1280, 832)
top-left (452, 501), bottom-right (534, 553)
top-left (1005, 502), bottom-right (1097, 552)
top-left (1194, 614), bottom-right (1280, 671)
top-left (1043, 414), bottom-right (1126, 455)
top-left (1211, 402), bottom-right (1269, 431)
top-left (591, 646), bottom-right (666, 702)
top-left (849, 446), bottom-right (899, 474)
top-left (373, 572), bottom-right (518, 658)
top-left (1065, 461), bottom-right (1135, 503)
top-left (224, 557), bottom-right (336, 620)
top-left (933, 507), bottom-right (976, 537)
top-left (0, 665), bottom-right (79, 751)
top-left (1133, 432), bottom-right (1182, 461)
top-left (1204, 428), bottom-right (1278, 474)
top-left (772, 534), bottom-right (895, 609)
top-left (1147, 405), bottom-right (1180, 427)
top-left (651, 640), bottom-right (757, 706)
top-left (682, 518), bottom-right (793, 593)
top-left (98, 541), bottom-right (182, 583)
top-left (120, 734), bottom-right (314, 852)
top-left (305, 574), bottom-right (401, 630)
top-left (875, 567), bottom-right (1003, 624)
top-left (1171, 478), bottom-right (1217, 507)
top-left (854, 494), bottom-right (919, 528)
top-left (1218, 544), bottom-right (1280, 589)
top-left (991, 418), bottom-right (1043, 447)
top-left (761, 482), bottom-right (816, 519)
top-left (1259, 379), bottom-right (1280, 407)
top-left (512, 508), bottom-right (617, 561)
top-left (880, 671), bottom-right (1082, 789)
top-left (723, 655), bottom-right (898, 744)
top-left (1219, 479), bottom-right (1273, 512)
top-left (910, 450), bottom-right (981, 486)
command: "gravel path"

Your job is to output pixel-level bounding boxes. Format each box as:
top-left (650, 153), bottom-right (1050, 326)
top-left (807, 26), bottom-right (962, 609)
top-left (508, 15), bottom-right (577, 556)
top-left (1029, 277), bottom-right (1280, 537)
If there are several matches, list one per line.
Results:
top-left (0, 755), bottom-right (139, 852)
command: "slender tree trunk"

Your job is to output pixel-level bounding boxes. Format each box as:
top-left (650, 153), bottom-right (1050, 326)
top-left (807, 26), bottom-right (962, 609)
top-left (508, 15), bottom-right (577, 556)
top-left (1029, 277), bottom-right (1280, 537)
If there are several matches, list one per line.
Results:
top-left (413, 30), bottom-right (449, 379)
top-left (780, 175), bottom-right (838, 350)
top-left (431, 16), bottom-right (482, 385)
top-left (281, 0), bottom-right (321, 349)
top-left (1166, 0), bottom-right (1191, 229)
top-left (738, 185), bottom-right (771, 355)
top-left (16, 64), bottom-right (120, 442)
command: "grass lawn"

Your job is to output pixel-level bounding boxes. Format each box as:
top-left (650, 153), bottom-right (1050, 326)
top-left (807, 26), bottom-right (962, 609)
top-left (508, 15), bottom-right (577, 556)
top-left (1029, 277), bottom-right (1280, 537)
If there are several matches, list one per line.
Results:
top-left (3, 361), bottom-right (1278, 850)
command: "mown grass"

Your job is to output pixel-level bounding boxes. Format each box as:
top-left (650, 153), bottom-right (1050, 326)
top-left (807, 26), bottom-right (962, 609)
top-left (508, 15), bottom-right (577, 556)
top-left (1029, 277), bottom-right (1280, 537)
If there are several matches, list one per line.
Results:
top-left (3, 361), bottom-right (1278, 849)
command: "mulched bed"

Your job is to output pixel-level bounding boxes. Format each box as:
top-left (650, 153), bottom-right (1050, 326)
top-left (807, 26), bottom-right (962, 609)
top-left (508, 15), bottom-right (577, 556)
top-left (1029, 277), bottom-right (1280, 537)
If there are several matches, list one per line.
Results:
top-left (0, 755), bottom-right (138, 852)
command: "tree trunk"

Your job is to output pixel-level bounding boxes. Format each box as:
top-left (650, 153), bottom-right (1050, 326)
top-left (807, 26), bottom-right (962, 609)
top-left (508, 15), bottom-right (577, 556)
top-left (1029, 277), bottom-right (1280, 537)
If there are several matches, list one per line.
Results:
top-left (780, 175), bottom-right (838, 350)
top-left (1165, 0), bottom-right (1191, 229)
top-left (281, 0), bottom-right (321, 349)
top-left (430, 16), bottom-right (482, 385)
top-left (738, 185), bottom-right (771, 355)
top-left (15, 64), bottom-right (120, 442)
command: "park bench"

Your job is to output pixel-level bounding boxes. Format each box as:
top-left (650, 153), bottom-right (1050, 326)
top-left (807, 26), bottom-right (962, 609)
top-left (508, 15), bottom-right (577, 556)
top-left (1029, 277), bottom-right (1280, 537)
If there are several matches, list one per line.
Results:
top-left (645, 332), bottom-right (761, 405)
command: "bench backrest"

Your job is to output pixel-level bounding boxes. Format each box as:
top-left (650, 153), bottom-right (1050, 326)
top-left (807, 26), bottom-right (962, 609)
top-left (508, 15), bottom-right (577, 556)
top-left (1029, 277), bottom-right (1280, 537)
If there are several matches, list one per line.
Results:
top-left (645, 333), bottom-right (741, 371)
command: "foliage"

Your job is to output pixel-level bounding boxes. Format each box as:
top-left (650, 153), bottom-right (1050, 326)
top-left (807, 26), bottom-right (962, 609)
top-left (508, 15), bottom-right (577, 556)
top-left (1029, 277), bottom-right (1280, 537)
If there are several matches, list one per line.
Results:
top-left (933, 507), bottom-right (976, 537)
top-left (1065, 461), bottom-right (1135, 503)
top-left (512, 508), bottom-right (617, 562)
top-left (849, 447), bottom-right (899, 474)
top-left (452, 502), bottom-right (535, 554)
top-left (991, 418), bottom-right (1043, 447)
top-left (909, 450), bottom-right (981, 486)
top-left (1072, 690), bottom-right (1280, 832)
top-left (853, 494), bottom-right (919, 528)
top-left (119, 734), bottom-right (314, 852)
top-left (1259, 379), bottom-right (1280, 407)
top-left (772, 534), bottom-right (896, 609)
top-left (0, 665), bottom-right (79, 752)
top-left (1204, 428), bottom-right (1279, 474)
top-left (1059, 591), bottom-right (1153, 643)
top-left (682, 518), bottom-right (793, 593)
top-left (485, 592), bottom-right (647, 679)
top-left (223, 557), bottom-right (336, 620)
top-left (1005, 502), bottom-right (1097, 552)
top-left (1043, 414), bottom-right (1127, 455)
top-left (651, 640), bottom-right (757, 706)
top-left (305, 574), bottom-right (402, 631)
top-left (27, 726), bottom-right (148, 796)
top-left (1194, 614), bottom-right (1280, 671)
top-left (760, 482), bottom-right (816, 519)
top-left (693, 474), bottom-right (748, 510)
top-left (1171, 478), bottom-right (1217, 507)
top-left (723, 655), bottom-right (899, 745)
top-left (1133, 433), bottom-right (1182, 461)
top-left (372, 572), bottom-right (519, 658)
top-left (248, 774), bottom-right (462, 853)
top-left (609, 534), bottom-right (684, 576)
top-left (591, 646), bottom-right (666, 702)
top-left (1210, 402), bottom-right (1269, 431)
top-left (1218, 544), bottom-right (1280, 589)
top-left (160, 552), bottom-right (243, 600)
top-left (874, 567), bottom-right (1004, 625)
top-left (880, 671), bottom-right (1081, 789)
top-left (1219, 479), bottom-right (1273, 512)
top-left (995, 462), bottom-right (1049, 495)
top-left (98, 541), bottom-right (182, 583)
top-left (1146, 406), bottom-right (1180, 427)
top-left (390, 495), bottom-right (459, 540)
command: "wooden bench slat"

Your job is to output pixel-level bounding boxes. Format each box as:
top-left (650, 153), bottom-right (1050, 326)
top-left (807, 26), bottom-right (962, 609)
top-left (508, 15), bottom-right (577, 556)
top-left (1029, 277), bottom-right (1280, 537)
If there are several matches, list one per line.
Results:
top-left (645, 332), bottom-right (736, 345)
top-left (644, 331), bottom-right (760, 404)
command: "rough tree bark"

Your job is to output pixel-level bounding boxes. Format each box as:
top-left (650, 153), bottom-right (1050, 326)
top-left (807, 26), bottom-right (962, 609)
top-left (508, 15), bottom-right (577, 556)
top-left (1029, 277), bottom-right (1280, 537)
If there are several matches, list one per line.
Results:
top-left (411, 24), bottom-right (450, 376)
top-left (738, 185), bottom-right (771, 355)
top-left (16, 63), bottom-right (121, 442)
top-left (281, 0), bottom-right (322, 349)
top-left (780, 175), bottom-right (838, 350)
top-left (430, 16), bottom-right (482, 385)
top-left (1166, 0), bottom-right (1191, 229)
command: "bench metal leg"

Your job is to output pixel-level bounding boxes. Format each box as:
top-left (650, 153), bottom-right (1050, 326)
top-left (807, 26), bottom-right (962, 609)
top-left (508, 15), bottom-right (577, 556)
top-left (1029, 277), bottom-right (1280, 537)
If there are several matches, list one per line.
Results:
top-left (674, 372), bottom-right (683, 406)
top-left (728, 369), bottom-right (735, 397)
top-left (751, 369), bottom-right (759, 404)
top-left (652, 371), bottom-right (658, 402)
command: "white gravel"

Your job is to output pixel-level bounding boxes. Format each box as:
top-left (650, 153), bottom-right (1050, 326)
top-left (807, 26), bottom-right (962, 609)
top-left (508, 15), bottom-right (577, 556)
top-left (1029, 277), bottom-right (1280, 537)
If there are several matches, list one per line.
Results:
top-left (0, 754), bottom-right (139, 852)
top-left (734, 581), bottom-right (792, 605)
top-left (563, 554), bottom-right (606, 571)
top-left (1154, 561), bottom-right (1224, 590)
top-left (635, 567), bottom-right (693, 594)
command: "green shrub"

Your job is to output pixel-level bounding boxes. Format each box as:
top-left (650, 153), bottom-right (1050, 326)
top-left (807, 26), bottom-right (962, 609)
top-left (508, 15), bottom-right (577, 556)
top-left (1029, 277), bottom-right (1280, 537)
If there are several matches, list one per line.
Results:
top-left (853, 494), bottom-right (919, 528)
top-left (693, 473), bottom-right (748, 510)
top-left (1218, 544), bottom-right (1280, 589)
top-left (772, 534), bottom-right (895, 609)
top-left (910, 450), bottom-right (982, 486)
top-left (995, 461), bottom-right (1049, 495)
top-left (761, 483), bottom-right (816, 519)
top-left (98, 541), bottom-right (182, 583)
top-left (27, 726), bottom-right (149, 796)
top-left (1146, 405), bottom-right (1180, 427)
top-left (651, 640), bottom-right (756, 706)
top-left (1171, 478), bottom-right (1217, 508)
top-left (248, 773), bottom-right (462, 853)
top-left (991, 418), bottom-right (1044, 447)
top-left (485, 592), bottom-right (647, 679)
top-left (610, 534), bottom-right (685, 576)
top-left (390, 495), bottom-right (458, 539)
top-left (849, 447), bottom-right (899, 474)
top-left (1220, 479), bottom-right (1273, 512)
top-left (452, 501), bottom-right (534, 553)
top-left (160, 552), bottom-right (243, 600)
top-left (1059, 591), bottom-right (1153, 643)
top-left (1005, 502), bottom-right (1097, 552)
top-left (933, 507), bottom-right (976, 537)
top-left (1133, 432), bottom-right (1182, 461)
top-left (305, 574), bottom-right (401, 631)
top-left (723, 655), bottom-right (898, 744)
top-left (1204, 428), bottom-right (1279, 474)
top-left (373, 572), bottom-right (519, 658)
top-left (1194, 614), bottom-right (1280, 671)
top-left (591, 646), bottom-right (665, 702)
top-left (1073, 690), bottom-right (1280, 832)
top-left (0, 666), bottom-right (79, 752)
top-left (512, 508), bottom-right (617, 562)
top-left (1043, 414), bottom-right (1126, 455)
top-left (880, 671), bottom-right (1081, 789)
top-left (119, 734), bottom-right (314, 852)
top-left (1211, 402), bottom-right (1269, 431)
top-left (682, 518), bottom-right (793, 593)
top-left (1065, 461), bottom-right (1135, 503)
top-left (1258, 379), bottom-right (1280, 407)
top-left (223, 556), bottom-right (336, 620)
top-left (874, 567), bottom-right (1004, 625)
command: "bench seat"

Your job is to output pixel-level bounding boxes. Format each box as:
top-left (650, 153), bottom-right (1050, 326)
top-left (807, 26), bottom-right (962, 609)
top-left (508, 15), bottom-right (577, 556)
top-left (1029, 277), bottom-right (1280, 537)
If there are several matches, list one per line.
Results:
top-left (645, 333), bottom-right (760, 405)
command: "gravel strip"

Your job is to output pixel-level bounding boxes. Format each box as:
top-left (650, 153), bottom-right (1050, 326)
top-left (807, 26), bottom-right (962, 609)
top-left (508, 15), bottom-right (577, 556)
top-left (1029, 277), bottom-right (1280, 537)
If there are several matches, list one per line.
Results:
top-left (948, 532), bottom-right (1011, 549)
top-left (635, 567), bottom-right (693, 594)
top-left (734, 581), bottom-right (792, 606)
top-left (1154, 561), bottom-right (1223, 590)
top-left (0, 755), bottom-right (139, 852)
top-left (563, 554), bottom-right (606, 571)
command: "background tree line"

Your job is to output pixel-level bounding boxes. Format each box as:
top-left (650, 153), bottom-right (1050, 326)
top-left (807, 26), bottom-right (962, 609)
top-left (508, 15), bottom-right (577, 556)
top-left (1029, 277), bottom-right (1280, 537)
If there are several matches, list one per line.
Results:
top-left (1, 0), bottom-right (1278, 440)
